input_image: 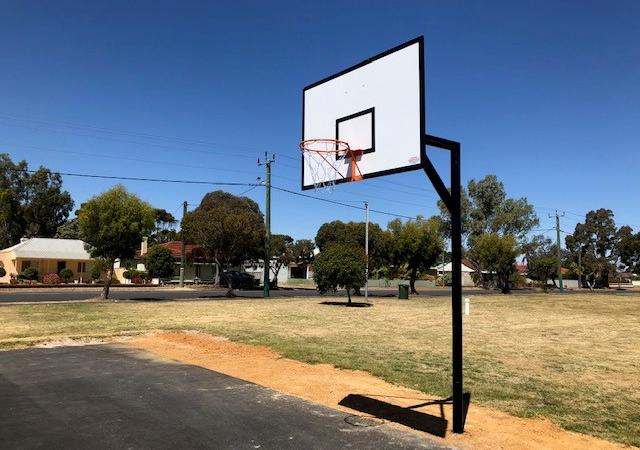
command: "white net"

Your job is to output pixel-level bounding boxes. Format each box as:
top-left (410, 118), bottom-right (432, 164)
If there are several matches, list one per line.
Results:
top-left (301, 139), bottom-right (350, 191)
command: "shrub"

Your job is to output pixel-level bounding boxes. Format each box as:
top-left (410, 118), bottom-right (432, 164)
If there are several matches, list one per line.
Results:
top-left (123, 269), bottom-right (148, 284)
top-left (146, 246), bottom-right (175, 279)
top-left (59, 268), bottom-right (74, 283)
top-left (20, 267), bottom-right (39, 281)
top-left (42, 273), bottom-right (61, 284)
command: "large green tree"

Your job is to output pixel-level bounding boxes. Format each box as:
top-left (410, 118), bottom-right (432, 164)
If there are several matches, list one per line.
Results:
top-left (290, 239), bottom-right (315, 264)
top-left (387, 216), bottom-right (443, 294)
top-left (315, 220), bottom-right (391, 274)
top-left (313, 244), bottom-right (367, 304)
top-left (470, 233), bottom-right (520, 293)
top-left (148, 208), bottom-right (178, 244)
top-left (438, 175), bottom-right (538, 248)
top-left (523, 235), bottom-right (558, 291)
top-left (565, 209), bottom-right (625, 288)
top-left (77, 185), bottom-right (155, 299)
top-left (0, 154), bottom-right (73, 248)
top-left (619, 229), bottom-right (640, 275)
top-left (181, 191), bottom-right (265, 287)
top-left (55, 218), bottom-right (80, 239)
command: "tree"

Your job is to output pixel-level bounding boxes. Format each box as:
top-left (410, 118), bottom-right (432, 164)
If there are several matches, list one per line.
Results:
top-left (387, 216), bottom-right (443, 294)
top-left (269, 234), bottom-right (294, 288)
top-left (181, 191), bottom-right (264, 288)
top-left (149, 208), bottom-right (178, 244)
top-left (55, 218), bottom-right (80, 239)
top-left (291, 239), bottom-right (315, 264)
top-left (0, 154), bottom-right (74, 248)
top-left (315, 220), bottom-right (391, 274)
top-left (523, 235), bottom-right (558, 291)
top-left (0, 265), bottom-right (6, 279)
top-left (90, 258), bottom-right (111, 282)
top-left (439, 175), bottom-right (538, 248)
top-left (77, 185), bottom-right (155, 299)
top-left (565, 209), bottom-right (625, 288)
top-left (146, 245), bottom-right (176, 280)
top-left (620, 230), bottom-right (640, 275)
top-left (21, 167), bottom-right (74, 238)
top-left (313, 244), bottom-right (367, 304)
top-left (470, 233), bottom-right (519, 294)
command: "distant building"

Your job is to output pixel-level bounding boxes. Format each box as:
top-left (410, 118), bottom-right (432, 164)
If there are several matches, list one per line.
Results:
top-left (429, 261), bottom-right (476, 287)
top-left (116, 240), bottom-right (216, 283)
top-left (0, 238), bottom-right (93, 283)
top-left (243, 259), bottom-right (314, 286)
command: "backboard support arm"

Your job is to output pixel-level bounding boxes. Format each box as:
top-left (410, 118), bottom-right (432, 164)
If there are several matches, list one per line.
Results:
top-left (422, 134), bottom-right (469, 433)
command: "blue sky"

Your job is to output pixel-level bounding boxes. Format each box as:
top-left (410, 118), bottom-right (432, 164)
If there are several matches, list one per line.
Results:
top-left (1, 0), bottom-right (639, 241)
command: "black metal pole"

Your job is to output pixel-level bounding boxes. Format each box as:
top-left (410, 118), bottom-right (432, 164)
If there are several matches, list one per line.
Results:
top-left (449, 142), bottom-right (464, 433)
top-left (422, 134), bottom-right (466, 433)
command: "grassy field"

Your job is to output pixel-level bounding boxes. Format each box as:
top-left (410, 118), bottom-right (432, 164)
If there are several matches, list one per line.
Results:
top-left (1, 292), bottom-right (639, 447)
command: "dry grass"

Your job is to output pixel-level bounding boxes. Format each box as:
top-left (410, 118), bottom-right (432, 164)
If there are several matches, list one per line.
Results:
top-left (1, 292), bottom-right (639, 447)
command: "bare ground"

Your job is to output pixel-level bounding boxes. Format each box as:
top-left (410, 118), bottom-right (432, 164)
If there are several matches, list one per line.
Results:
top-left (129, 331), bottom-right (629, 450)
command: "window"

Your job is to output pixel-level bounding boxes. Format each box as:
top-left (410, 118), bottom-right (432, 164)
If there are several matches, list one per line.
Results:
top-left (57, 261), bottom-right (66, 273)
top-left (77, 262), bottom-right (86, 273)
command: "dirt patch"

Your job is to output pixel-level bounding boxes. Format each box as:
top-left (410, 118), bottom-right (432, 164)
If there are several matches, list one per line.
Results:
top-left (129, 331), bottom-right (627, 450)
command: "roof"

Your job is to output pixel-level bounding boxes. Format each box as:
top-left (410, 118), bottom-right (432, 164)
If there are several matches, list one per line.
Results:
top-left (0, 238), bottom-right (92, 260)
top-left (431, 262), bottom-right (475, 273)
top-left (151, 241), bottom-right (207, 259)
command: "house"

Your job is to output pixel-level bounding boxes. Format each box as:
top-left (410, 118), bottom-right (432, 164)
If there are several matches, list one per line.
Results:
top-left (117, 240), bottom-right (217, 284)
top-left (243, 259), bottom-right (314, 286)
top-left (430, 261), bottom-right (476, 287)
top-left (0, 238), bottom-right (93, 284)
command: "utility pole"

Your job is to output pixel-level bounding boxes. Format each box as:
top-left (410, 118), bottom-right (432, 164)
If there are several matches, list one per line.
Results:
top-left (549, 210), bottom-right (565, 292)
top-left (258, 153), bottom-right (275, 298)
top-left (441, 248), bottom-right (446, 287)
top-left (577, 244), bottom-right (582, 289)
top-left (179, 201), bottom-right (187, 288)
top-left (364, 201), bottom-right (369, 302)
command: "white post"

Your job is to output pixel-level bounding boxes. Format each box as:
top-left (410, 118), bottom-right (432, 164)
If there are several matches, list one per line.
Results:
top-left (464, 297), bottom-right (470, 316)
top-left (365, 201), bottom-right (369, 302)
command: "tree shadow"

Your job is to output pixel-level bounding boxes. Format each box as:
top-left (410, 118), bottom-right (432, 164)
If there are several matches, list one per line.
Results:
top-left (319, 301), bottom-right (373, 308)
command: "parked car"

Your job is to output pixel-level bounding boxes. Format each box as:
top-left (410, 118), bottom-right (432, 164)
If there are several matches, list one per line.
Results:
top-left (219, 271), bottom-right (259, 289)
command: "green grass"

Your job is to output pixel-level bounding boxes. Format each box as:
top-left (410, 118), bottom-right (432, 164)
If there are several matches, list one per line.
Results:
top-left (1, 292), bottom-right (639, 447)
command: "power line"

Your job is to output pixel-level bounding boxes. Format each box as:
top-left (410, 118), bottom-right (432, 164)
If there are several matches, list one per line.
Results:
top-left (17, 169), bottom-right (260, 188)
top-left (0, 112), bottom-right (297, 162)
top-left (270, 185), bottom-right (419, 220)
top-left (1, 140), bottom-right (260, 177)
top-left (12, 167), bottom-right (422, 221)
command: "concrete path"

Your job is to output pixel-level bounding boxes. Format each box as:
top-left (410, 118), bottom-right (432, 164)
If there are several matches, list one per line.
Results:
top-left (0, 345), bottom-right (452, 449)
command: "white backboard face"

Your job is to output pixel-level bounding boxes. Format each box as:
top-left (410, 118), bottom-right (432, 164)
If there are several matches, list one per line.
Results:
top-left (302, 37), bottom-right (425, 190)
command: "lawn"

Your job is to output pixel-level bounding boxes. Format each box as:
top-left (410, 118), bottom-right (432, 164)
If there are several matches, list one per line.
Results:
top-left (1, 292), bottom-right (639, 447)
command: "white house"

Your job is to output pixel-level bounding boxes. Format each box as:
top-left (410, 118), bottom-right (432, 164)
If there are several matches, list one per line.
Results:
top-left (431, 261), bottom-right (476, 287)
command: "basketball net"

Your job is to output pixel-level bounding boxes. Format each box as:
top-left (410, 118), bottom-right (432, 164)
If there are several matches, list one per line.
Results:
top-left (300, 139), bottom-right (363, 191)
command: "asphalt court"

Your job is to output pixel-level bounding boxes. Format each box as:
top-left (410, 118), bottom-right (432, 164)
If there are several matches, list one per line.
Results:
top-left (0, 345), bottom-right (451, 449)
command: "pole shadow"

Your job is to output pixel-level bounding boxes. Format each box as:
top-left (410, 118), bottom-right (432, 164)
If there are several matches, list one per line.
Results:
top-left (338, 393), bottom-right (469, 438)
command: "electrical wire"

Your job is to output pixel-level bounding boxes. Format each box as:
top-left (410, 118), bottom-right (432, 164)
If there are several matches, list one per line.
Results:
top-left (16, 169), bottom-right (260, 188)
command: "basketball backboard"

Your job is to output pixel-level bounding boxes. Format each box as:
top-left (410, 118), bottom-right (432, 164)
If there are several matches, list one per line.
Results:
top-left (301, 37), bottom-right (425, 190)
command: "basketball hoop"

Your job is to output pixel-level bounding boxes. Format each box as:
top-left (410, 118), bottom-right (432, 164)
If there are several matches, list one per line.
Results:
top-left (300, 138), bottom-right (363, 190)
